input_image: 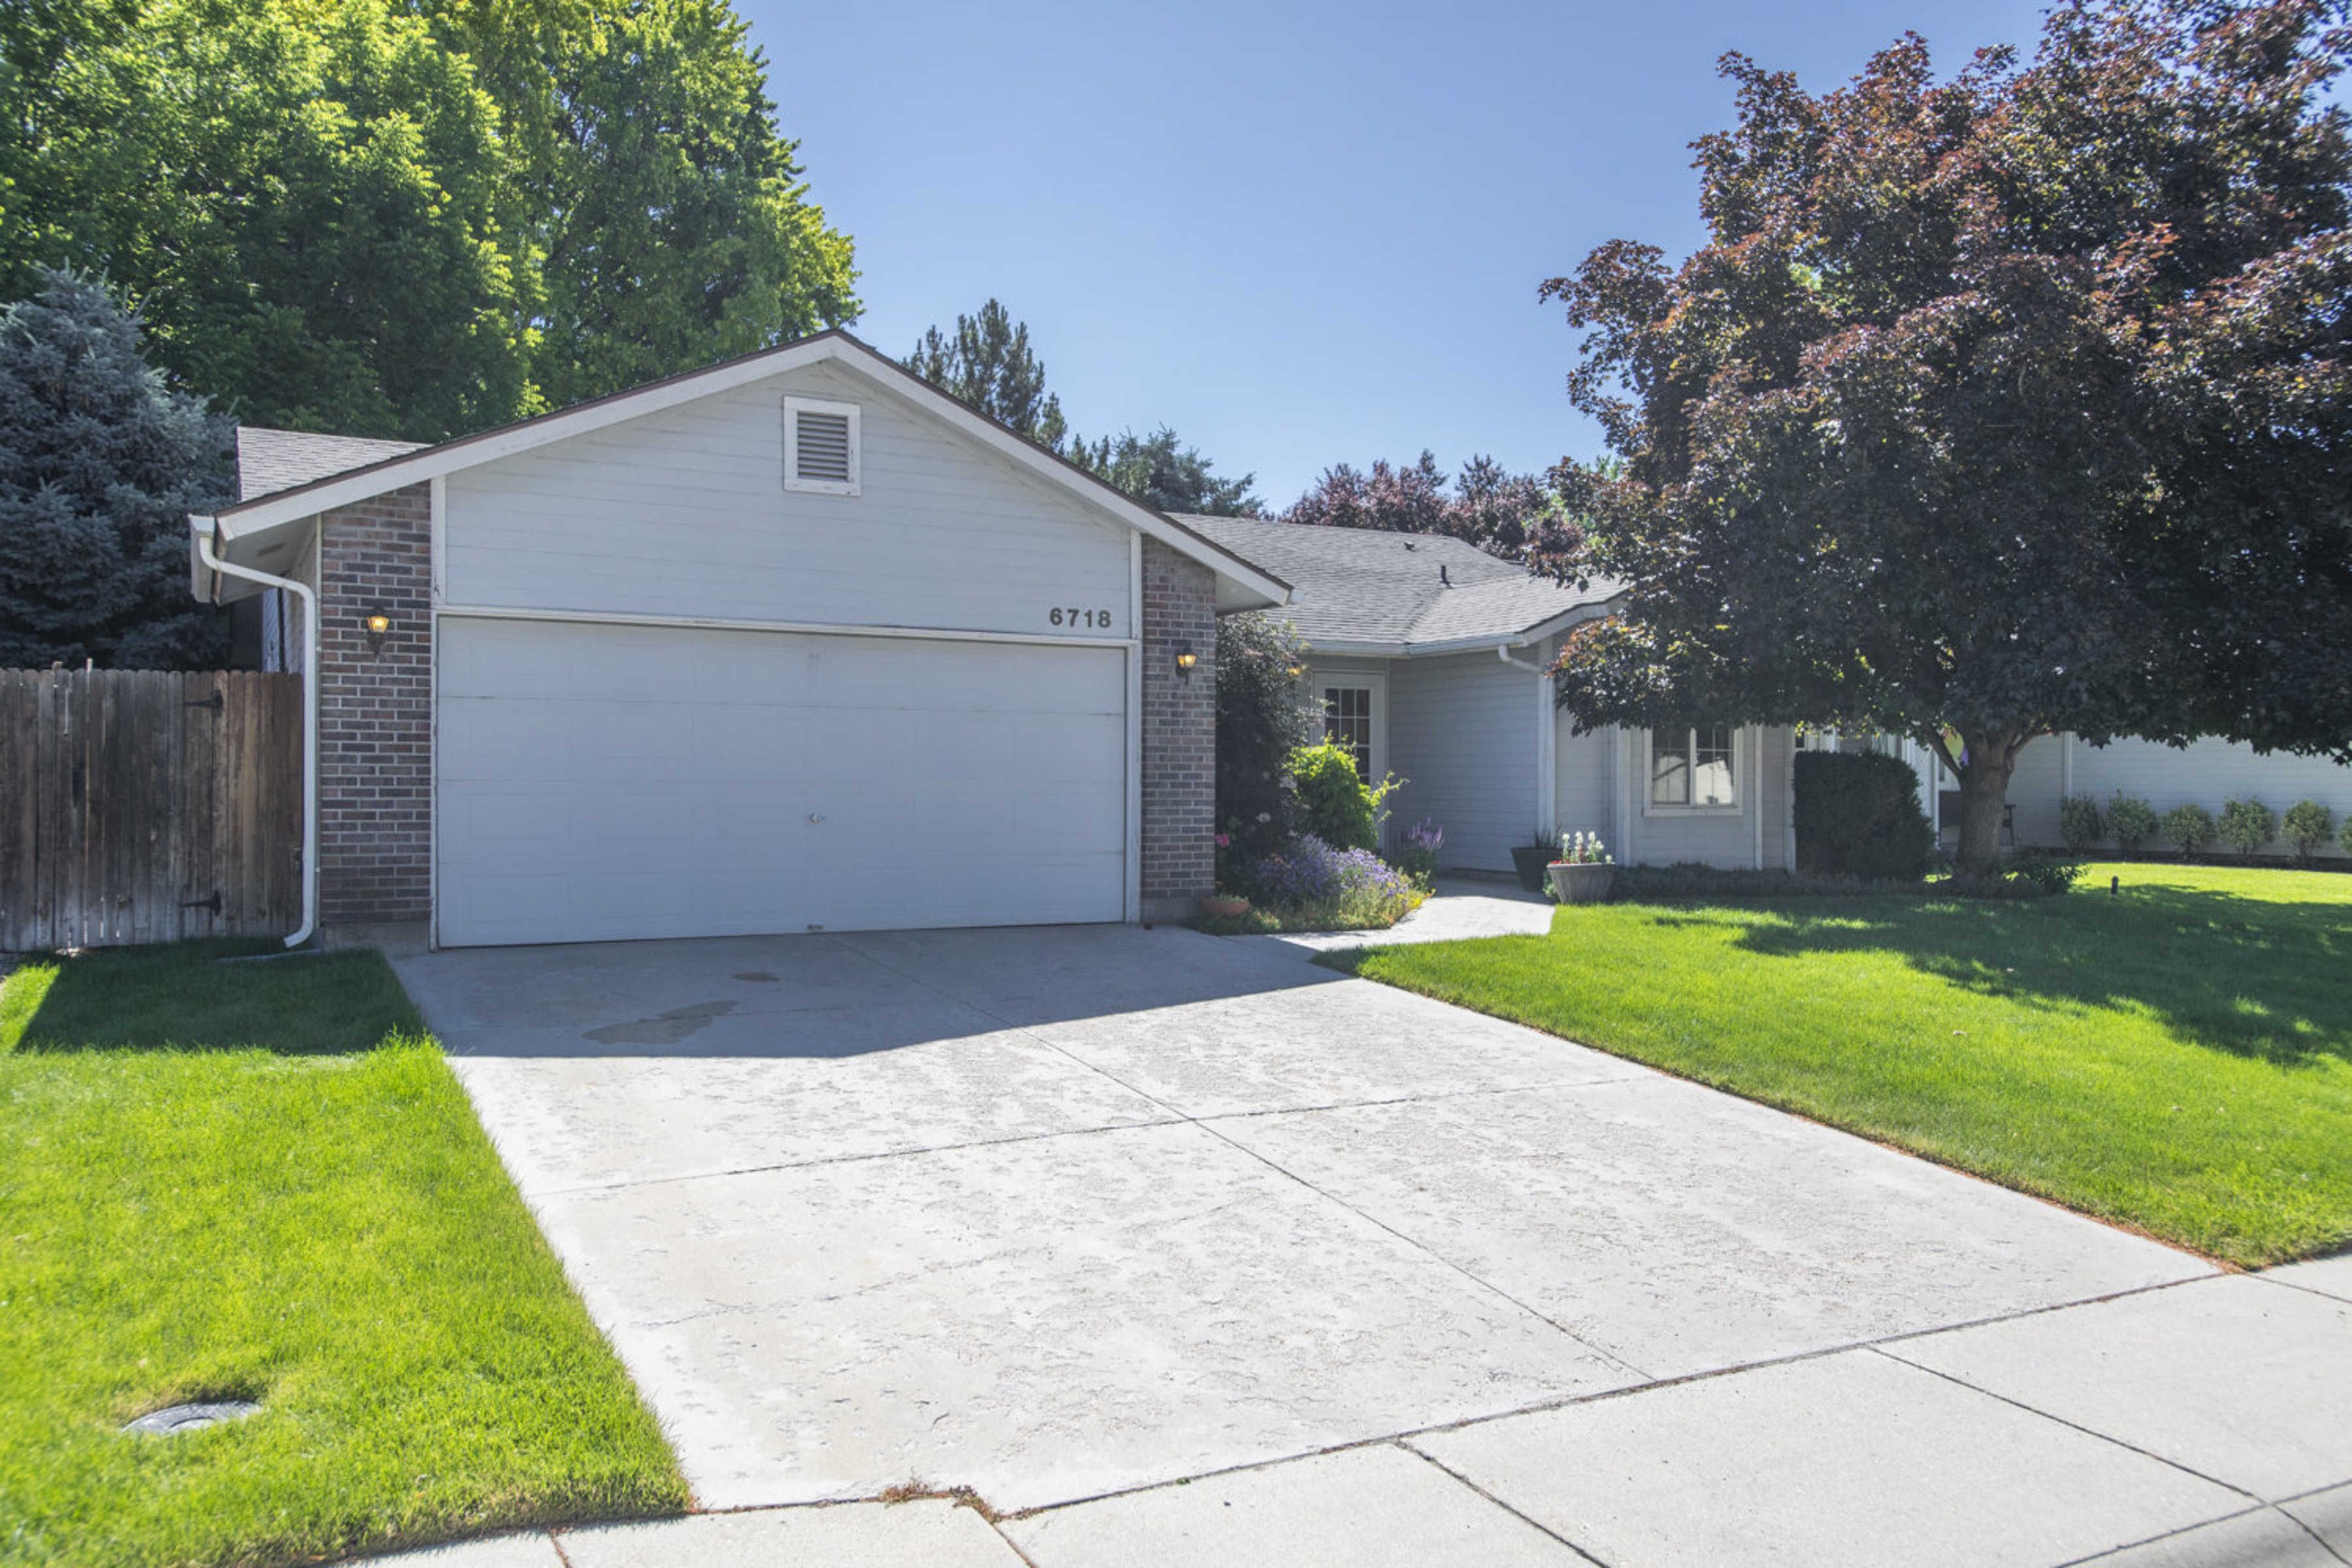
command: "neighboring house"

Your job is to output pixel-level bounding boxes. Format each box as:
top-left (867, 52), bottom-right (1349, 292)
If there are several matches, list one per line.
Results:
top-left (190, 331), bottom-right (1287, 947)
top-left (2003, 734), bottom-right (2349, 860)
top-left (1178, 517), bottom-right (1802, 877)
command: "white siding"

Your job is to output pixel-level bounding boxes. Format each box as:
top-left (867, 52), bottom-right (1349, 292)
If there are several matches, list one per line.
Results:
top-left (1388, 651), bottom-right (1541, 872)
top-left (1614, 725), bottom-right (1792, 870)
top-left (1556, 721), bottom-right (1615, 845)
top-left (2010, 734), bottom-right (2352, 859)
top-left (442, 360), bottom-right (1130, 639)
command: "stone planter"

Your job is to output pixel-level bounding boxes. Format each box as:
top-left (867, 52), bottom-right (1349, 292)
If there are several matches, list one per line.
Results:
top-left (1198, 895), bottom-right (1251, 919)
top-left (1509, 845), bottom-right (1554, 894)
top-left (1547, 862), bottom-right (1616, 904)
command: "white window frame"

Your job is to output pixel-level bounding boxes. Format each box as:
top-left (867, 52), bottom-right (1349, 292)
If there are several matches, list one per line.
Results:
top-left (1642, 723), bottom-right (1742, 815)
top-left (783, 395), bottom-right (860, 496)
top-left (1308, 666), bottom-right (1388, 790)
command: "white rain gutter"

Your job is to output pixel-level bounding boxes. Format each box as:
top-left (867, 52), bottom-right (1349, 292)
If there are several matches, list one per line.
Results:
top-left (1497, 643), bottom-right (1559, 840)
top-left (191, 515), bottom-right (318, 948)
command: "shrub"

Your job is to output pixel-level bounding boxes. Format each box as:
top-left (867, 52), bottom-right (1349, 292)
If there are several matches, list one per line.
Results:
top-left (2217, 797), bottom-right (2276, 860)
top-left (1215, 614), bottom-right (1319, 858)
top-left (2160, 802), bottom-right (2217, 859)
top-left (2001, 853), bottom-right (2085, 896)
top-left (2107, 792), bottom-right (2159, 853)
top-left (1392, 819), bottom-right (1444, 889)
top-left (1252, 835), bottom-right (1418, 926)
top-left (2342, 811), bottom-right (2352, 861)
top-left (2281, 799), bottom-right (2333, 865)
top-left (1288, 741), bottom-right (1398, 852)
top-left (2057, 794), bottom-right (2104, 854)
top-left (1793, 752), bottom-right (1934, 881)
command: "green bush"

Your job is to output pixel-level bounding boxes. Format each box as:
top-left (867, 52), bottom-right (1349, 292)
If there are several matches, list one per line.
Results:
top-left (2282, 799), bottom-right (2334, 864)
top-left (1215, 614), bottom-right (1319, 859)
top-left (2107, 792), bottom-right (2159, 852)
top-left (1793, 751), bottom-right (1934, 881)
top-left (2217, 797), bottom-right (2276, 860)
top-left (2342, 811), bottom-right (2352, 860)
top-left (2161, 802), bottom-right (2217, 859)
top-left (1288, 741), bottom-right (1397, 853)
top-left (2057, 794), bottom-right (2104, 853)
top-left (2002, 853), bottom-right (2086, 896)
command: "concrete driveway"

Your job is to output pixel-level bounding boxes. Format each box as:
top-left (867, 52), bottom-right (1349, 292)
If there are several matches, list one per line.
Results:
top-left (393, 923), bottom-right (2212, 1515)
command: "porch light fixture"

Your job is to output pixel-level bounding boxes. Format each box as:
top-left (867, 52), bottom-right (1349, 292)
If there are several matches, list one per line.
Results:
top-left (1175, 645), bottom-right (1197, 680)
top-left (363, 610), bottom-right (392, 654)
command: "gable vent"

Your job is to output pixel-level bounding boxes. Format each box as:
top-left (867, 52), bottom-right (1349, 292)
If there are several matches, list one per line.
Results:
top-left (783, 396), bottom-right (860, 495)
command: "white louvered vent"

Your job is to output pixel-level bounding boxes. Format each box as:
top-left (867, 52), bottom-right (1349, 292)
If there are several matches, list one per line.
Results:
top-left (784, 397), bottom-right (860, 495)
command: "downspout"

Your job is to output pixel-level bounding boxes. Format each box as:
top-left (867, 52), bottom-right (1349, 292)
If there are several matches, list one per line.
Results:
top-left (1497, 644), bottom-right (1556, 841)
top-left (191, 515), bottom-right (318, 949)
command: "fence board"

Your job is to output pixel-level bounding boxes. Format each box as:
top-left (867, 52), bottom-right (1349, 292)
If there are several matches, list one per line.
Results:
top-left (0, 668), bottom-right (302, 951)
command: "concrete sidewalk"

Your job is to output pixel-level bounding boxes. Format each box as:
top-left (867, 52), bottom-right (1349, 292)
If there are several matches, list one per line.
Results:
top-left (378, 1258), bottom-right (2352, 1566)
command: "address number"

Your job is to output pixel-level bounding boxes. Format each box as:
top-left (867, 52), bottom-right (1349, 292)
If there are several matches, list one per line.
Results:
top-left (1050, 608), bottom-right (1114, 629)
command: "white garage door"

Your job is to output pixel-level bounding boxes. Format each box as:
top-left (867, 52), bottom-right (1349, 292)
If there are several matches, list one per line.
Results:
top-left (435, 616), bottom-right (1129, 946)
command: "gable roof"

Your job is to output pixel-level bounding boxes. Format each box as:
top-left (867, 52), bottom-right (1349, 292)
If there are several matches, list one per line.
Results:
top-left (237, 427), bottom-right (425, 502)
top-left (194, 331), bottom-right (1288, 613)
top-left (1174, 515), bottom-right (1622, 655)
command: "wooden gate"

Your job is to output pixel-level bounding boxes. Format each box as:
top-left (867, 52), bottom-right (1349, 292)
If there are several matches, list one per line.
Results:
top-left (0, 669), bottom-right (302, 951)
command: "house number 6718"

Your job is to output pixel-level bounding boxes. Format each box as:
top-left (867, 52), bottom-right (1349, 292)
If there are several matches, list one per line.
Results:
top-left (1049, 608), bottom-right (1113, 629)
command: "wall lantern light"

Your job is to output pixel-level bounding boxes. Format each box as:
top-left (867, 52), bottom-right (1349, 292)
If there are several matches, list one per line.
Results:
top-left (1285, 662), bottom-right (1305, 679)
top-left (363, 610), bottom-right (392, 654)
top-left (1175, 645), bottom-right (1197, 680)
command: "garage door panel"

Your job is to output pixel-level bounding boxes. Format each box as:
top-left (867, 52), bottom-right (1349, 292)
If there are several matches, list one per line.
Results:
top-left (436, 618), bottom-right (1128, 945)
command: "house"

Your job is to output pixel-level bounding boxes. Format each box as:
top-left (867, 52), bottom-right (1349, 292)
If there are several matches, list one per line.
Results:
top-left (1177, 517), bottom-right (1801, 876)
top-left (189, 331), bottom-right (1288, 948)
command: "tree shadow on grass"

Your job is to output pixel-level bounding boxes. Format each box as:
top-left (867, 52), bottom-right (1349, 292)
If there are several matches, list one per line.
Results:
top-left (3, 938), bottom-right (425, 1055)
top-left (1642, 883), bottom-right (2349, 1069)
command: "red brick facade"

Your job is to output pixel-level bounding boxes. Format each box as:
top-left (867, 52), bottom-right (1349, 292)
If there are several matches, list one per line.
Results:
top-left (1139, 537), bottom-right (1218, 916)
top-left (316, 483), bottom-right (433, 928)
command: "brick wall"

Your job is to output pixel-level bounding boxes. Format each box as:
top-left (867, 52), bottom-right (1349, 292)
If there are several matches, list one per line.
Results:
top-left (1140, 537), bottom-right (1217, 916)
top-left (316, 483), bottom-right (433, 928)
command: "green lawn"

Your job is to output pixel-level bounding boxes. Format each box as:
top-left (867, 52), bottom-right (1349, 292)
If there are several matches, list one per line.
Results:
top-left (0, 939), bottom-right (686, 1567)
top-left (1339, 863), bottom-right (2352, 1268)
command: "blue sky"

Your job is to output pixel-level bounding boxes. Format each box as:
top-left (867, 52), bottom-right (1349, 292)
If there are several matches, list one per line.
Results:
top-left (745, 0), bottom-right (2056, 508)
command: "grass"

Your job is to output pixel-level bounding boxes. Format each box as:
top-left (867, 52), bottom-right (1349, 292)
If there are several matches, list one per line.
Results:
top-left (0, 938), bottom-right (686, 1567)
top-left (1336, 862), bottom-right (2352, 1268)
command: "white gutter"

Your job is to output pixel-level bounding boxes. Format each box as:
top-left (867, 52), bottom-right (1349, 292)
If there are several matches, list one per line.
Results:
top-left (1497, 643), bottom-right (1560, 840)
top-left (191, 515), bottom-right (318, 949)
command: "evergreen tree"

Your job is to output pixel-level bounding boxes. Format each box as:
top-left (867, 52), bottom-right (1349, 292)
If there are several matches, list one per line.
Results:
top-left (905, 299), bottom-right (1068, 448)
top-left (0, 270), bottom-right (234, 668)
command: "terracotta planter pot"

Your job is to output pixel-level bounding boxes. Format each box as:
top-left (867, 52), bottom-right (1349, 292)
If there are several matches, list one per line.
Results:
top-left (1547, 862), bottom-right (1616, 904)
top-left (1509, 845), bottom-right (1554, 893)
top-left (1198, 895), bottom-right (1251, 919)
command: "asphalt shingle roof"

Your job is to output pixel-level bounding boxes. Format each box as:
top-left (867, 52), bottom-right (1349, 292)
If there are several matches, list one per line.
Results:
top-left (1175, 515), bottom-right (1621, 651)
top-left (236, 427), bottom-right (427, 503)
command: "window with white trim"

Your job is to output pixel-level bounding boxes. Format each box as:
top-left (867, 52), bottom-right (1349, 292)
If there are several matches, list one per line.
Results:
top-left (1650, 724), bottom-right (1737, 808)
top-left (784, 396), bottom-right (860, 495)
top-left (1322, 685), bottom-right (1374, 780)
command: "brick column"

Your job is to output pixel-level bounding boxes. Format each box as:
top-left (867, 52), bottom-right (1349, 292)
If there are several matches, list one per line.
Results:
top-left (1140, 538), bottom-right (1217, 920)
top-left (315, 483), bottom-right (433, 934)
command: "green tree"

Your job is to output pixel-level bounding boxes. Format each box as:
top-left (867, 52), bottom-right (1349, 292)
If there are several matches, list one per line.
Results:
top-left (1216, 613), bottom-right (1318, 858)
top-left (3, 0), bottom-right (539, 439)
top-left (1071, 427), bottom-right (1259, 516)
top-left (905, 299), bottom-right (1068, 448)
top-left (905, 301), bottom-right (1258, 514)
top-left (418, 0), bottom-right (859, 409)
top-left (1, 0), bottom-right (858, 439)
top-left (0, 270), bottom-right (234, 668)
top-left (1545, 0), bottom-right (2352, 879)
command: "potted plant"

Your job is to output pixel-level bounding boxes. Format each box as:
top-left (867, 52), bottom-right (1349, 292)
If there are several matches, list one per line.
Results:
top-left (1509, 828), bottom-right (1555, 893)
top-left (1548, 830), bottom-right (1616, 904)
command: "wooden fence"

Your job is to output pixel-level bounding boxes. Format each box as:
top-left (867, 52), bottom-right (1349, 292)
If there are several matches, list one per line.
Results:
top-left (0, 668), bottom-right (302, 951)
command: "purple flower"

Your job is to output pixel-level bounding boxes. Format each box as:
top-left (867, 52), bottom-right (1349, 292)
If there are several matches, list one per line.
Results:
top-left (1252, 836), bottom-right (1413, 906)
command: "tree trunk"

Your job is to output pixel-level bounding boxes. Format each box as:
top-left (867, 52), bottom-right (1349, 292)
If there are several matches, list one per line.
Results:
top-left (1950, 731), bottom-right (2019, 883)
